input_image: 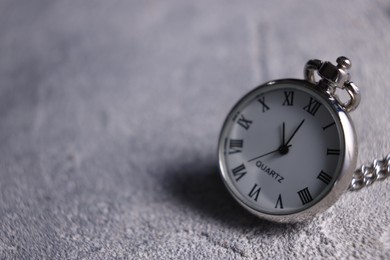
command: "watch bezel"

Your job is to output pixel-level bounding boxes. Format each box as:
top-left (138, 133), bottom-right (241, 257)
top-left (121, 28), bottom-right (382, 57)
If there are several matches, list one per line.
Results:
top-left (218, 79), bottom-right (358, 223)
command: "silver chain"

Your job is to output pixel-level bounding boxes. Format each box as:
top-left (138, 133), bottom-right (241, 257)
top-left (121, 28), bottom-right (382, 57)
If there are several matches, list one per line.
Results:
top-left (349, 154), bottom-right (390, 191)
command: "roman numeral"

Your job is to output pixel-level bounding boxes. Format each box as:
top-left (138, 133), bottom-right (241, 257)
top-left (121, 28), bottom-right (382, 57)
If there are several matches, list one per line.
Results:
top-left (297, 187), bottom-right (313, 205)
top-left (317, 170), bottom-right (332, 185)
top-left (303, 97), bottom-right (321, 116)
top-left (231, 164), bottom-right (247, 181)
top-left (258, 96), bottom-right (270, 112)
top-left (228, 139), bottom-right (243, 154)
top-left (248, 183), bottom-right (261, 202)
top-left (322, 122), bottom-right (335, 131)
top-left (327, 148), bottom-right (340, 155)
top-left (282, 91), bottom-right (294, 106)
top-left (237, 115), bottom-right (252, 130)
top-left (275, 194), bottom-right (284, 209)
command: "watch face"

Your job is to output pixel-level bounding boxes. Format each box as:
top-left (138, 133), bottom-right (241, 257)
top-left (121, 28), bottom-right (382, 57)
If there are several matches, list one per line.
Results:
top-left (218, 79), bottom-right (356, 222)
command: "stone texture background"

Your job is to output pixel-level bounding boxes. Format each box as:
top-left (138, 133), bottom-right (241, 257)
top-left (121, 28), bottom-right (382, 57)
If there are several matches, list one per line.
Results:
top-left (1, 1), bottom-right (390, 259)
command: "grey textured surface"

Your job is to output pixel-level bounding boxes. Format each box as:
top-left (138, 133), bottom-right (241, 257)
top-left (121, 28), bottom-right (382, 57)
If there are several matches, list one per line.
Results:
top-left (1, 1), bottom-right (390, 259)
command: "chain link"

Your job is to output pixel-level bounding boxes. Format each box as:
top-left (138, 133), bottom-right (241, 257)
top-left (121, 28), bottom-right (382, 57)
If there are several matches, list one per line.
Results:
top-left (349, 154), bottom-right (390, 191)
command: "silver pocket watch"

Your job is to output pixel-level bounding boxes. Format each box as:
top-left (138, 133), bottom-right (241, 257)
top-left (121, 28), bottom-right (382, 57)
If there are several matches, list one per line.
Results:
top-left (218, 57), bottom-right (374, 223)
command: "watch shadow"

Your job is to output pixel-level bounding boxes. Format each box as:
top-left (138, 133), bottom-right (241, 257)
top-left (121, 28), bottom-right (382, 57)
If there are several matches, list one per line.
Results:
top-left (162, 159), bottom-right (306, 235)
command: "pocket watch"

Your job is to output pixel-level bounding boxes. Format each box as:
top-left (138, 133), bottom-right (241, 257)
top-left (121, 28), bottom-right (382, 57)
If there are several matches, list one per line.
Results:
top-left (218, 57), bottom-right (363, 222)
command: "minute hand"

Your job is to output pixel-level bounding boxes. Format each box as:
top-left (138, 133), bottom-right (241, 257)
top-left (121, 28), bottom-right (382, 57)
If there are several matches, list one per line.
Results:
top-left (284, 119), bottom-right (305, 146)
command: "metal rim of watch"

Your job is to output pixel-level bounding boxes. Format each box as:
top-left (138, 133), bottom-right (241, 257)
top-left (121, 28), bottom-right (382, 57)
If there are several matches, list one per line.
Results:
top-left (217, 78), bottom-right (358, 223)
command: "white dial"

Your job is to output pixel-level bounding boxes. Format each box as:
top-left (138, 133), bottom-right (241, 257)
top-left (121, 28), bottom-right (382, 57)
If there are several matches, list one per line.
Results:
top-left (218, 80), bottom-right (355, 221)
